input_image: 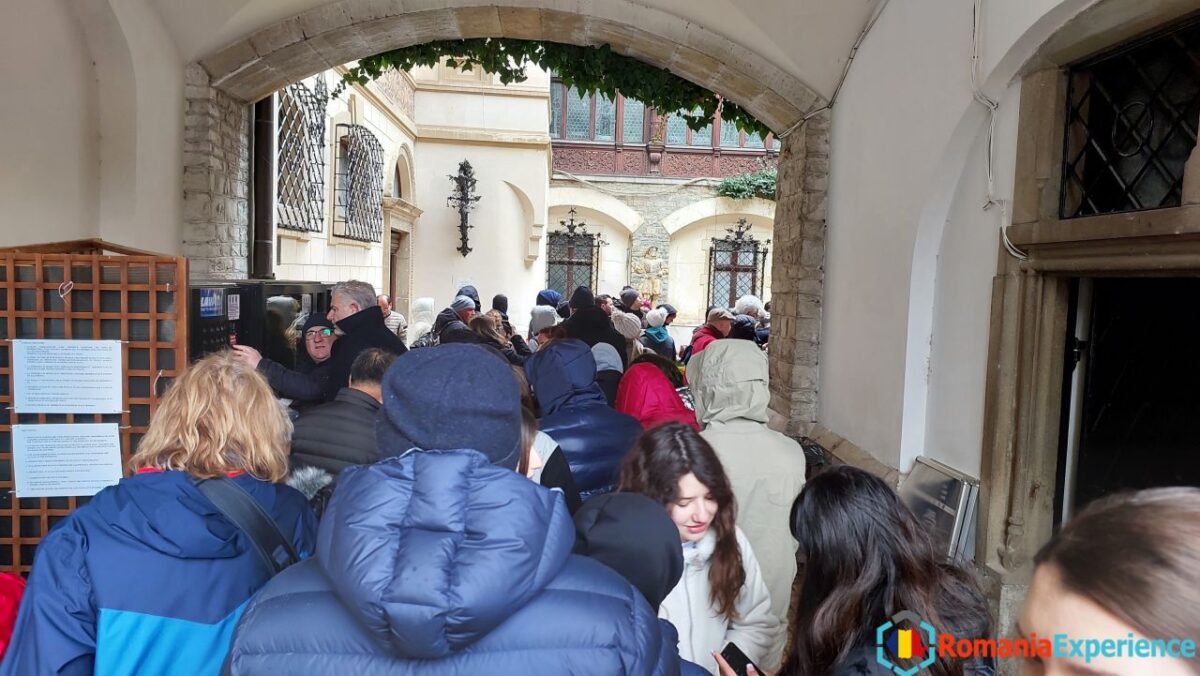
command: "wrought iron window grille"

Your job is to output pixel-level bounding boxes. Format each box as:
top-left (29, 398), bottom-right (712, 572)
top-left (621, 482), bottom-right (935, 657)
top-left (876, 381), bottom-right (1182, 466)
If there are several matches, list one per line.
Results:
top-left (547, 208), bottom-right (607, 294)
top-left (708, 219), bottom-right (769, 309)
top-left (276, 79), bottom-right (328, 233)
top-left (1060, 17), bottom-right (1200, 219)
top-left (333, 123), bottom-right (385, 242)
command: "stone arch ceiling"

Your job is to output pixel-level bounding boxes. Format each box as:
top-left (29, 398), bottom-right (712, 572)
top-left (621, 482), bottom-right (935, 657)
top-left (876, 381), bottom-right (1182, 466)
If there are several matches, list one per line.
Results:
top-left (164, 0), bottom-right (881, 133)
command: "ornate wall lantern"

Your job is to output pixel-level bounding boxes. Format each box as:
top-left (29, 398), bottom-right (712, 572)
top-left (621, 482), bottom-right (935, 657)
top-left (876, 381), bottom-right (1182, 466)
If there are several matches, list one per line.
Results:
top-left (446, 160), bottom-right (481, 256)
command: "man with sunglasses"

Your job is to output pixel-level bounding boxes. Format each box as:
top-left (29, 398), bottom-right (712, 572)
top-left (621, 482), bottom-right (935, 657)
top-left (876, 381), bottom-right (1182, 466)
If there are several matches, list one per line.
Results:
top-left (246, 314), bottom-right (341, 413)
top-left (236, 280), bottom-right (407, 404)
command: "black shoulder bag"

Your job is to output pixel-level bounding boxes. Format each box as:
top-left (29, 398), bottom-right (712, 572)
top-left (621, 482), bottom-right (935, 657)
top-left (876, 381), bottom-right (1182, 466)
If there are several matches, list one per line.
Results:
top-left (194, 477), bottom-right (299, 576)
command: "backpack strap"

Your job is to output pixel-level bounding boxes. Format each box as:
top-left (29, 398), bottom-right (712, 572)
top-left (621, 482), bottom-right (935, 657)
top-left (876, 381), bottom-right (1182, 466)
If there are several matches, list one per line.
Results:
top-left (193, 477), bottom-right (299, 576)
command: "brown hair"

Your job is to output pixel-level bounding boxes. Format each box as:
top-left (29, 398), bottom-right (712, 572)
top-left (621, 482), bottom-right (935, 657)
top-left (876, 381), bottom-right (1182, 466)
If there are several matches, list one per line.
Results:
top-left (129, 351), bottom-right (291, 482)
top-left (518, 406), bottom-right (538, 476)
top-left (618, 422), bottom-right (744, 619)
top-left (471, 313), bottom-right (510, 347)
top-left (1035, 487), bottom-right (1200, 661)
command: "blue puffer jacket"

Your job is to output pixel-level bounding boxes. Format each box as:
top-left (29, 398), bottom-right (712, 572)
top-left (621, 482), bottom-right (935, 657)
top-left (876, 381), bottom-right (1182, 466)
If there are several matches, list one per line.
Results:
top-left (1, 470), bottom-right (315, 676)
top-left (526, 340), bottom-right (643, 498)
top-left (225, 449), bottom-right (680, 675)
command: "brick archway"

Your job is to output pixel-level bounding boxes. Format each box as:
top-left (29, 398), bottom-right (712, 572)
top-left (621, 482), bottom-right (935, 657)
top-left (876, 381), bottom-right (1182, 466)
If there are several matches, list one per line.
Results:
top-left (183, 0), bottom-right (828, 436)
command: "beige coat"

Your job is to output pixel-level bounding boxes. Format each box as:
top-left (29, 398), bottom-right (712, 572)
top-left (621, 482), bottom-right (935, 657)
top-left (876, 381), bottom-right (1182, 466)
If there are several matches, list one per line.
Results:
top-left (688, 340), bottom-right (806, 661)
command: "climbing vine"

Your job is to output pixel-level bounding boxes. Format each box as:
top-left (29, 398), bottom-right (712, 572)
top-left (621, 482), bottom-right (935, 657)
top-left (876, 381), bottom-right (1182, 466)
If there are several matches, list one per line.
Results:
top-left (716, 167), bottom-right (778, 200)
top-left (336, 38), bottom-right (772, 138)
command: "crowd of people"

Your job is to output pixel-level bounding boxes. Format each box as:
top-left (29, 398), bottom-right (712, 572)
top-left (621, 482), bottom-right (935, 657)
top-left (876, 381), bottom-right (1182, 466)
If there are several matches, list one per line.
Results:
top-left (2, 278), bottom-right (1197, 675)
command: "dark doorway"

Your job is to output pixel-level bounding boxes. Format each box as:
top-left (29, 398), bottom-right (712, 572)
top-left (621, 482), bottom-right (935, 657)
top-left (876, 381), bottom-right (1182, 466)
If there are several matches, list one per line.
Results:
top-left (1060, 278), bottom-right (1200, 518)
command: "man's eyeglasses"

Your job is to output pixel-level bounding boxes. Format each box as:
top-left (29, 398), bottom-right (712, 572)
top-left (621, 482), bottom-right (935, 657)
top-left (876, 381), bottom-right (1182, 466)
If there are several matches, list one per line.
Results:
top-left (305, 328), bottom-right (334, 339)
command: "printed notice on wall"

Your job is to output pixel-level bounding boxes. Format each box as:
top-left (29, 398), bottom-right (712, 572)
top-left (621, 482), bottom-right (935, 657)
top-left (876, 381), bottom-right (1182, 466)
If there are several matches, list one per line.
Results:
top-left (12, 340), bottom-right (124, 413)
top-left (12, 424), bottom-right (123, 497)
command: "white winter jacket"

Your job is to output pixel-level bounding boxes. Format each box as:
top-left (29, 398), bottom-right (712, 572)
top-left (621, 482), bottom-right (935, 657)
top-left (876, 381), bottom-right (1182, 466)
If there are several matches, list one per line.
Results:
top-left (658, 527), bottom-right (781, 674)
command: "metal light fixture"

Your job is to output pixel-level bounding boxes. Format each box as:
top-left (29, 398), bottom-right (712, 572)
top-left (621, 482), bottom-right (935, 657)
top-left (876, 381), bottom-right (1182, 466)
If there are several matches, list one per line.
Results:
top-left (447, 160), bottom-right (481, 256)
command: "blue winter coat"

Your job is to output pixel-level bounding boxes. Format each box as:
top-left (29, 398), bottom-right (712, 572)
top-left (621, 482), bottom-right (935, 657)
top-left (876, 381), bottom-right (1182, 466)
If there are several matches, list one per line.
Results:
top-left (525, 340), bottom-right (643, 498)
top-left (0, 470), bottom-right (315, 676)
top-left (224, 449), bottom-right (680, 675)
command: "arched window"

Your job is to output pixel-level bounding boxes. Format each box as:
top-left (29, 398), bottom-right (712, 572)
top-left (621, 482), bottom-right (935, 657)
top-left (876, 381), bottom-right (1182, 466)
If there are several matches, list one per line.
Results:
top-left (276, 79), bottom-right (326, 233)
top-left (333, 123), bottom-right (385, 242)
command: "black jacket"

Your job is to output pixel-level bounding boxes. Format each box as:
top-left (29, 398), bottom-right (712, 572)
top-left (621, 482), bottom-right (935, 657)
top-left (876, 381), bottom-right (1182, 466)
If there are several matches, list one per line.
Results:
top-left (639, 330), bottom-right (676, 361)
top-left (258, 307), bottom-right (407, 403)
top-left (562, 307), bottom-right (628, 369)
top-left (290, 388), bottom-right (382, 474)
top-left (259, 356), bottom-right (334, 407)
top-left (433, 307), bottom-right (477, 345)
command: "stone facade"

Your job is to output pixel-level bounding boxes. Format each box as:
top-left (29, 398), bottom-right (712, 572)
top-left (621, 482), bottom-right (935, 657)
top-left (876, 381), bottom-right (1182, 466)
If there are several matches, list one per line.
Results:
top-left (549, 177), bottom-right (722, 303)
top-left (767, 112), bottom-right (829, 437)
top-left (182, 65), bottom-right (250, 280)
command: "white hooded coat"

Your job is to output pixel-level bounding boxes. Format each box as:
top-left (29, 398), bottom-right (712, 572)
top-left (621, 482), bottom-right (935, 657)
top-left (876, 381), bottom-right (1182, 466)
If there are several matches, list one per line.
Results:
top-left (658, 527), bottom-right (781, 674)
top-left (688, 340), bottom-right (806, 662)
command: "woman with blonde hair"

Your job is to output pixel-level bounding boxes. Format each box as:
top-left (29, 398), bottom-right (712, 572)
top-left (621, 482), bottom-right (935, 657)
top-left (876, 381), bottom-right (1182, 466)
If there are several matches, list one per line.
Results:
top-left (2, 352), bottom-right (316, 676)
top-left (471, 312), bottom-right (530, 365)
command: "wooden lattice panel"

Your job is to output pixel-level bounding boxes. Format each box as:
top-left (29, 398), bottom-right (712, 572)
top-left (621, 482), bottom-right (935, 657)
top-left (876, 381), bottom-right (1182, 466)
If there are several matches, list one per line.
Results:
top-left (0, 253), bottom-right (188, 573)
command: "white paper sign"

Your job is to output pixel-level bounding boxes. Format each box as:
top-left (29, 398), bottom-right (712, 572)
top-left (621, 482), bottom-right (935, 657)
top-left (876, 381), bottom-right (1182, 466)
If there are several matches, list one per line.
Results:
top-left (12, 424), bottom-right (123, 497)
top-left (227, 293), bottom-right (241, 321)
top-left (13, 340), bottom-right (124, 413)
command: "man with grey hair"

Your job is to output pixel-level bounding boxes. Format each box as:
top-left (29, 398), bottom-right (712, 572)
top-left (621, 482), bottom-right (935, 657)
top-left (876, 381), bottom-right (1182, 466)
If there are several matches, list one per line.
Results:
top-left (234, 279), bottom-right (407, 402)
top-left (734, 294), bottom-right (764, 318)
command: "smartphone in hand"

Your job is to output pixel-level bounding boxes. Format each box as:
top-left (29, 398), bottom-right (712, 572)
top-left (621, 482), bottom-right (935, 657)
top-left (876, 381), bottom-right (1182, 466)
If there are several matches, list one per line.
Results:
top-left (720, 642), bottom-right (761, 676)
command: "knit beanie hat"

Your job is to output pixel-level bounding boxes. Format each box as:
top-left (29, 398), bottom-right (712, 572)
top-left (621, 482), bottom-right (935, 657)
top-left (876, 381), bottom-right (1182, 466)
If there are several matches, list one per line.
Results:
top-left (611, 311), bottom-right (642, 341)
top-left (620, 288), bottom-right (639, 307)
top-left (569, 286), bottom-right (596, 309)
top-left (451, 295), bottom-right (475, 313)
top-left (301, 313), bottom-right (335, 333)
top-left (529, 305), bottom-right (558, 335)
top-left (645, 307), bottom-right (667, 328)
top-left (376, 344), bottom-right (521, 469)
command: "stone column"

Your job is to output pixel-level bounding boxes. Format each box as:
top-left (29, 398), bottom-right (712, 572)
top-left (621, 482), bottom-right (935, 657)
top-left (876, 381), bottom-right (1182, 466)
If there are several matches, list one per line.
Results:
top-left (767, 112), bottom-right (829, 437)
top-left (182, 64), bottom-right (251, 280)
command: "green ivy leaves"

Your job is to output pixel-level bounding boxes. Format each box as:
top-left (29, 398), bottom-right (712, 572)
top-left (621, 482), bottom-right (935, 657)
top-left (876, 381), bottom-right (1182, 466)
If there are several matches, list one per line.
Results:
top-left (336, 39), bottom-right (772, 138)
top-left (716, 168), bottom-right (777, 200)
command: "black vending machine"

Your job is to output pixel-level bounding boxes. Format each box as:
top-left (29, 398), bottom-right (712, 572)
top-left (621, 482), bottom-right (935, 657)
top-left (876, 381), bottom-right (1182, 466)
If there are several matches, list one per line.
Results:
top-left (188, 280), bottom-right (333, 363)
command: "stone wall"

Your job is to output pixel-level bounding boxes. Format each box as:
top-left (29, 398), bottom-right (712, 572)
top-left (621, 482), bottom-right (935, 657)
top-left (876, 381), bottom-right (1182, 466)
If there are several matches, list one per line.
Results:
top-left (182, 64), bottom-right (250, 280)
top-left (768, 112), bottom-right (829, 437)
top-left (548, 177), bottom-right (721, 303)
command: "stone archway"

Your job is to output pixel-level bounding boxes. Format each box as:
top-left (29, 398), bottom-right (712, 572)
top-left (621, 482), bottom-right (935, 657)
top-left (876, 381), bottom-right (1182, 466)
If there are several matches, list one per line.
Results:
top-left (181, 0), bottom-right (830, 437)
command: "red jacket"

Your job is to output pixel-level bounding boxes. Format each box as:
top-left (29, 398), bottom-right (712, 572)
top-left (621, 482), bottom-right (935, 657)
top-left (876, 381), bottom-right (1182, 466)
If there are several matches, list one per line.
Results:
top-left (689, 324), bottom-right (724, 357)
top-left (0, 572), bottom-right (25, 659)
top-left (616, 364), bottom-right (700, 431)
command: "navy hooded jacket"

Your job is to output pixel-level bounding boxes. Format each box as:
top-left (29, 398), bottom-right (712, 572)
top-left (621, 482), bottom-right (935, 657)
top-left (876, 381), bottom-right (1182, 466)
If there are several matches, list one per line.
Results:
top-left (1, 471), bottom-right (315, 676)
top-left (224, 450), bottom-right (680, 675)
top-left (525, 340), bottom-right (642, 498)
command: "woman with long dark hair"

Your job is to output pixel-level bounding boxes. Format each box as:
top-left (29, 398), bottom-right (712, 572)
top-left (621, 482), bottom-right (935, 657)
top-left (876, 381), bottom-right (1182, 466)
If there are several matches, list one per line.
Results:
top-left (754, 465), bottom-right (990, 676)
top-left (619, 422), bottom-right (780, 674)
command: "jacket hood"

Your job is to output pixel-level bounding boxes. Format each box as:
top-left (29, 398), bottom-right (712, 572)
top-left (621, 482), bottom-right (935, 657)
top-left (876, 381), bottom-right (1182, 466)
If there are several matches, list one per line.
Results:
top-left (536, 288), bottom-right (563, 307)
top-left (590, 343), bottom-right (624, 374)
top-left (643, 326), bottom-right (670, 344)
top-left (411, 297), bottom-right (436, 325)
top-left (455, 285), bottom-right (481, 311)
top-left (616, 363), bottom-right (699, 430)
top-left (93, 471), bottom-right (273, 560)
top-left (573, 493), bottom-right (683, 611)
top-left (317, 451), bottom-right (575, 658)
top-left (688, 339), bottom-right (770, 426)
top-left (524, 339), bottom-right (607, 414)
